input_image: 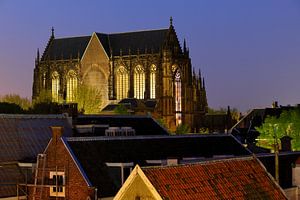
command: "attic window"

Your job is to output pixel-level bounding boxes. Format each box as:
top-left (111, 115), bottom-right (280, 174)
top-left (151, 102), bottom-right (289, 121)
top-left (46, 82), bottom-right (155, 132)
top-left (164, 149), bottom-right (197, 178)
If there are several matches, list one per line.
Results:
top-left (49, 171), bottom-right (65, 197)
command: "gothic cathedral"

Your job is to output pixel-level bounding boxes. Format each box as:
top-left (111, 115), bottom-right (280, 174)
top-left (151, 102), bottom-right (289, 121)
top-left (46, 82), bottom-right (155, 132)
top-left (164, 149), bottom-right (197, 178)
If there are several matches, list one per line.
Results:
top-left (32, 18), bottom-right (208, 131)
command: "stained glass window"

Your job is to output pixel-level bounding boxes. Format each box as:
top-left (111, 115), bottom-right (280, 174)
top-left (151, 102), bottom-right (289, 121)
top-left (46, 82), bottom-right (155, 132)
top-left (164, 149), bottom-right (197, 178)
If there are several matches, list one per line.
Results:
top-left (66, 70), bottom-right (77, 102)
top-left (150, 65), bottom-right (157, 99)
top-left (175, 70), bottom-right (182, 125)
top-left (51, 71), bottom-right (59, 102)
top-left (134, 65), bottom-right (145, 99)
top-left (116, 66), bottom-right (129, 100)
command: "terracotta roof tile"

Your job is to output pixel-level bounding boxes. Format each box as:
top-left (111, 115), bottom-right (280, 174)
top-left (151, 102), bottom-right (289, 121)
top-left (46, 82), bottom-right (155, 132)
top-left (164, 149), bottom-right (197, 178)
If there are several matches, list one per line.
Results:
top-left (143, 157), bottom-right (287, 200)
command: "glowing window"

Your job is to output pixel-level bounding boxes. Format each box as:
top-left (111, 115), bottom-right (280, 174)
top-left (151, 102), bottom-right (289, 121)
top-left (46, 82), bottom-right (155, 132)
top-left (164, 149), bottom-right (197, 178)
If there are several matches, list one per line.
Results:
top-left (42, 72), bottom-right (46, 88)
top-left (150, 65), bottom-right (157, 99)
top-left (49, 171), bottom-right (65, 197)
top-left (116, 66), bottom-right (129, 100)
top-left (66, 70), bottom-right (77, 102)
top-left (134, 65), bottom-right (145, 99)
top-left (175, 70), bottom-right (182, 125)
top-left (51, 71), bottom-right (60, 102)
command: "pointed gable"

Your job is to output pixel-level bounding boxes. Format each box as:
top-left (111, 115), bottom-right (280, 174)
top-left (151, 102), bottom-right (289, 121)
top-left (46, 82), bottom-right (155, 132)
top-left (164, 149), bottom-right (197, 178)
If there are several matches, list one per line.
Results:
top-left (114, 165), bottom-right (162, 200)
top-left (41, 28), bottom-right (171, 61)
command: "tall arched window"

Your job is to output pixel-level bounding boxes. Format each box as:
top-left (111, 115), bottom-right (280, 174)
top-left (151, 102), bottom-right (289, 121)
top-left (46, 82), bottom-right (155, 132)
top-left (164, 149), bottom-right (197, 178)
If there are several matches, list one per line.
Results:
top-left (52, 71), bottom-right (60, 102)
top-left (66, 70), bottom-right (77, 102)
top-left (116, 66), bottom-right (129, 100)
top-left (42, 72), bottom-right (46, 89)
top-left (175, 70), bottom-right (182, 125)
top-left (134, 65), bottom-right (145, 99)
top-left (150, 65), bottom-right (157, 99)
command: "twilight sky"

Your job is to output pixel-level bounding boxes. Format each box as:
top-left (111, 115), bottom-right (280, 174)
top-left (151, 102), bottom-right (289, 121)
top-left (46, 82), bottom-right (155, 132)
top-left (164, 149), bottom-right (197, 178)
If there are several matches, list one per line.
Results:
top-left (0, 0), bottom-right (300, 112)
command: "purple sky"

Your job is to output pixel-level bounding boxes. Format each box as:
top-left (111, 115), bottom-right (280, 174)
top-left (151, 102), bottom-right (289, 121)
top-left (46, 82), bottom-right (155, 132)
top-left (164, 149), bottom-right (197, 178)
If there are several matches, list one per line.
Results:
top-left (1, 0), bottom-right (300, 112)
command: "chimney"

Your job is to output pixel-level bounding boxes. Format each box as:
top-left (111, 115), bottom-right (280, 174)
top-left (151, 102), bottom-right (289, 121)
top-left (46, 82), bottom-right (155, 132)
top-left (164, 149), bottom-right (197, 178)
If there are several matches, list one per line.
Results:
top-left (51, 126), bottom-right (64, 142)
top-left (167, 158), bottom-right (178, 166)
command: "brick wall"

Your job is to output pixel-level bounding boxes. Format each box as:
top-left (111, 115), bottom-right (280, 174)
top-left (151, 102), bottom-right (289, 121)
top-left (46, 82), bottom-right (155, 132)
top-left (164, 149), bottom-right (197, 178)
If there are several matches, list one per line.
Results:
top-left (28, 129), bottom-right (95, 199)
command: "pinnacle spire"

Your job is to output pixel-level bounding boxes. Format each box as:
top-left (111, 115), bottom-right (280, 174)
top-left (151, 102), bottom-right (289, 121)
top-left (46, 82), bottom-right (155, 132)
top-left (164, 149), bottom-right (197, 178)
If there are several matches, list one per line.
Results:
top-left (198, 68), bottom-right (202, 79)
top-left (183, 38), bottom-right (187, 53)
top-left (170, 16), bottom-right (173, 26)
top-left (37, 48), bottom-right (40, 61)
top-left (51, 26), bottom-right (55, 38)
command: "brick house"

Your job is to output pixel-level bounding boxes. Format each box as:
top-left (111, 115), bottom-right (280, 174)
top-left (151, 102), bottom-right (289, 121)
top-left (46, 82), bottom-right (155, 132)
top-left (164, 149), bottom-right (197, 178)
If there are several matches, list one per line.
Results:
top-left (27, 126), bottom-right (250, 199)
top-left (0, 114), bottom-right (72, 199)
top-left (27, 127), bottom-right (96, 200)
top-left (114, 157), bottom-right (288, 200)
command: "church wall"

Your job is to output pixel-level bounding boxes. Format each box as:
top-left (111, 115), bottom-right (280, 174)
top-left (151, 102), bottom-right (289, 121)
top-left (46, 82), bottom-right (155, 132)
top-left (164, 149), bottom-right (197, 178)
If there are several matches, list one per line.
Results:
top-left (81, 33), bottom-right (110, 110)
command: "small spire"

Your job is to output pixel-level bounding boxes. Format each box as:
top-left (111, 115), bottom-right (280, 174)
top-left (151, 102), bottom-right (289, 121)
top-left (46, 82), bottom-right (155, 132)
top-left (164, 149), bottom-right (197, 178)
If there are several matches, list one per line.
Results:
top-left (203, 78), bottom-right (206, 89)
top-left (183, 39), bottom-right (187, 53)
top-left (51, 27), bottom-right (54, 38)
top-left (198, 68), bottom-right (202, 79)
top-left (170, 16), bottom-right (173, 26)
top-left (37, 48), bottom-right (40, 61)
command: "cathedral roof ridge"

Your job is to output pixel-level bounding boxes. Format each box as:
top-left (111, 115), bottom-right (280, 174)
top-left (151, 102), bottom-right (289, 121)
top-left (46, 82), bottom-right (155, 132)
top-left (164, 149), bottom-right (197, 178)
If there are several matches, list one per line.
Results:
top-left (107, 28), bottom-right (168, 35)
top-left (53, 34), bottom-right (91, 40)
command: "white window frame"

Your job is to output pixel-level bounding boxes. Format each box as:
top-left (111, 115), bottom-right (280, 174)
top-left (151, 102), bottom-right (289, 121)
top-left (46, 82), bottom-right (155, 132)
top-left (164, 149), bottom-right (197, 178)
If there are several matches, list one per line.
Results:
top-left (49, 171), bottom-right (65, 197)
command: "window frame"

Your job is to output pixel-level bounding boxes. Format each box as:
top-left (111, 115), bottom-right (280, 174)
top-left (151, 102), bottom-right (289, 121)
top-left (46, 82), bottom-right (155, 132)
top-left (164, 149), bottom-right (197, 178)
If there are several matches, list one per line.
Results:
top-left (49, 171), bottom-right (65, 197)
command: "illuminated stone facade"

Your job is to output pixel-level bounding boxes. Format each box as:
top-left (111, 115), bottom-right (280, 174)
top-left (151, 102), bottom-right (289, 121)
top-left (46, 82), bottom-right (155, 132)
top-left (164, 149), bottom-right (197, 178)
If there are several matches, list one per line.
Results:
top-left (32, 19), bottom-right (208, 131)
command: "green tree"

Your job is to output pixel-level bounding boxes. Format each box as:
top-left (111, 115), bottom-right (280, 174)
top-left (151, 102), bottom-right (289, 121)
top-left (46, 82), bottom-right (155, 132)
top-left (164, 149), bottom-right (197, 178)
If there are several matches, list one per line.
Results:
top-left (256, 109), bottom-right (300, 150)
top-left (0, 94), bottom-right (31, 110)
top-left (114, 104), bottom-right (129, 115)
top-left (175, 124), bottom-right (190, 135)
top-left (33, 89), bottom-right (52, 104)
top-left (76, 85), bottom-right (102, 114)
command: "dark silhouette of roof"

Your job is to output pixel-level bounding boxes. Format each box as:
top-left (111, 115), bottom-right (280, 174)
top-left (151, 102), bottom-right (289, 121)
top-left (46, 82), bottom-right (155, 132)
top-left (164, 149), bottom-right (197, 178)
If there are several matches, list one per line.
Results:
top-left (142, 157), bottom-right (287, 200)
top-left (0, 114), bottom-right (73, 163)
top-left (231, 106), bottom-right (300, 145)
top-left (74, 115), bottom-right (169, 136)
top-left (64, 134), bottom-right (250, 197)
top-left (103, 29), bottom-right (168, 56)
top-left (42, 29), bottom-right (168, 61)
top-left (42, 36), bottom-right (91, 60)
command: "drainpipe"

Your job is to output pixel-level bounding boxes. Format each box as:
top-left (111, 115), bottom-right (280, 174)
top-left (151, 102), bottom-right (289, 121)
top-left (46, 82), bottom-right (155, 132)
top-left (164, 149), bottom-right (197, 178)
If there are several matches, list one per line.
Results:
top-left (95, 188), bottom-right (98, 200)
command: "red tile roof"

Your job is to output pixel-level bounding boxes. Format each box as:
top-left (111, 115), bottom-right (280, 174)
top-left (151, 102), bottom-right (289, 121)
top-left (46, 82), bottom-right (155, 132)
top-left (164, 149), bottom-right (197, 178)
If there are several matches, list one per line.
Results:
top-left (143, 157), bottom-right (287, 200)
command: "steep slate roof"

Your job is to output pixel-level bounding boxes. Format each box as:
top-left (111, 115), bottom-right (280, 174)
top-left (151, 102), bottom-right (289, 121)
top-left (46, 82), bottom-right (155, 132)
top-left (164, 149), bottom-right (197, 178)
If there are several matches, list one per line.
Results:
top-left (41, 36), bottom-right (91, 60)
top-left (142, 157), bottom-right (287, 200)
top-left (103, 29), bottom-right (168, 56)
top-left (65, 134), bottom-right (250, 197)
top-left (42, 29), bottom-right (168, 60)
top-left (0, 114), bottom-right (73, 163)
top-left (74, 115), bottom-right (169, 136)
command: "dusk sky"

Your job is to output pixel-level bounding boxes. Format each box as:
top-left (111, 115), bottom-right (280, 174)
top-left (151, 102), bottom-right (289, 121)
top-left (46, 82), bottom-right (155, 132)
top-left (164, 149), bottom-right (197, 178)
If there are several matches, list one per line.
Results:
top-left (1, 0), bottom-right (300, 112)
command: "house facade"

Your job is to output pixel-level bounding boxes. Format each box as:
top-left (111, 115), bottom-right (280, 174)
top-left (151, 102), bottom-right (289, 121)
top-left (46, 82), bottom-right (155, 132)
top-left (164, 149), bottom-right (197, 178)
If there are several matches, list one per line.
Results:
top-left (32, 18), bottom-right (208, 131)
